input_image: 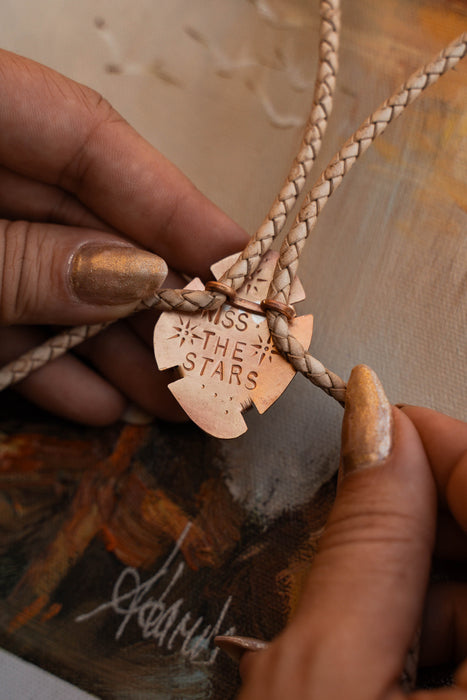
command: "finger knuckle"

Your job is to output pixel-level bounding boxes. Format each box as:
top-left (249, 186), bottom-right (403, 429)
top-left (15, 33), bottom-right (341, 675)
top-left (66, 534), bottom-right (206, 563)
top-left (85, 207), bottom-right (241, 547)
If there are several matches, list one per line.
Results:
top-left (322, 508), bottom-right (420, 552)
top-left (57, 88), bottom-right (126, 192)
top-left (0, 220), bottom-right (42, 324)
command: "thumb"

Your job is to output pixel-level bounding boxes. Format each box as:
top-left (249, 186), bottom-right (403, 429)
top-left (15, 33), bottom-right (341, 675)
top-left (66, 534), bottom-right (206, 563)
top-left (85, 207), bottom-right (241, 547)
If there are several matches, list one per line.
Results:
top-left (285, 366), bottom-right (438, 698)
top-left (0, 220), bottom-right (167, 325)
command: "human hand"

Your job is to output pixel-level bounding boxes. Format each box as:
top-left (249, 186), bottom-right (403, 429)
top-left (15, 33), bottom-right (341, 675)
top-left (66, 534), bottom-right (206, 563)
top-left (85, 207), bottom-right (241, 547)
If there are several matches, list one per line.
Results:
top-left (0, 49), bottom-right (248, 425)
top-left (217, 365), bottom-right (467, 698)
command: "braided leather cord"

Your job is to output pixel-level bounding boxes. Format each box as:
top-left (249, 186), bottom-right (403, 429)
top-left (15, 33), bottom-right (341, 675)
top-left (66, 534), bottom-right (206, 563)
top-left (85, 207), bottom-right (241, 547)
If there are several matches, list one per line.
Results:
top-left (216, 0), bottom-right (340, 292)
top-left (0, 30), bottom-right (465, 399)
top-left (265, 32), bottom-right (467, 403)
top-left (0, 0), bottom-right (341, 391)
top-left (0, 323), bottom-right (113, 389)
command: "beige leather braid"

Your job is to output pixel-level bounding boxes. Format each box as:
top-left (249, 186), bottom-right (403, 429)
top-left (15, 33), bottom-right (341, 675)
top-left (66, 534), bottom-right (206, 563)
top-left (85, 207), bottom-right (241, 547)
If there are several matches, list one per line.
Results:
top-left (0, 323), bottom-right (113, 388)
top-left (0, 0), bottom-right (340, 392)
top-left (216, 0), bottom-right (340, 292)
top-left (265, 32), bottom-right (467, 403)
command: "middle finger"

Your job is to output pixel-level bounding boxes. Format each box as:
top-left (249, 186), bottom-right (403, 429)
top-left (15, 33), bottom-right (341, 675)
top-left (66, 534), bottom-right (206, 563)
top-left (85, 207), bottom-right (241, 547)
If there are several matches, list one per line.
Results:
top-left (76, 319), bottom-right (186, 422)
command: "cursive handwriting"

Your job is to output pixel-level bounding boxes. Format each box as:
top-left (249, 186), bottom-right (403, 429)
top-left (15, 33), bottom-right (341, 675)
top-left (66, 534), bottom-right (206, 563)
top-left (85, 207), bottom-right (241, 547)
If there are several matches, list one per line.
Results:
top-left (76, 523), bottom-right (235, 664)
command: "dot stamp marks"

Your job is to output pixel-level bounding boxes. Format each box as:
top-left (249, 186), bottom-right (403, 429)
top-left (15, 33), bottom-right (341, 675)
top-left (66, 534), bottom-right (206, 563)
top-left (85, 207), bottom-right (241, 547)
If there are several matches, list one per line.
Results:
top-left (153, 251), bottom-right (313, 438)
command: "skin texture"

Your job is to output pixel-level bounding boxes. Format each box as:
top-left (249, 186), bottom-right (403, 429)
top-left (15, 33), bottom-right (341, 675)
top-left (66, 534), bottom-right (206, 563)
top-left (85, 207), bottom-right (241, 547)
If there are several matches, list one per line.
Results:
top-left (0, 49), bottom-right (248, 425)
top-left (236, 370), bottom-right (467, 699)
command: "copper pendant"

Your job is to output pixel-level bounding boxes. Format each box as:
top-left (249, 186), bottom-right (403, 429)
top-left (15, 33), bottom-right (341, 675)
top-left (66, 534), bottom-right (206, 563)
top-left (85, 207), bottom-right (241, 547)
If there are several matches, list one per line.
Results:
top-left (153, 251), bottom-right (313, 438)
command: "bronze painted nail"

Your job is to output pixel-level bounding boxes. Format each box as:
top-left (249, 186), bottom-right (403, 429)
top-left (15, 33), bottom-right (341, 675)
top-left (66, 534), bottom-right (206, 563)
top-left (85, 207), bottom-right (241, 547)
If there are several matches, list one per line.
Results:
top-left (341, 364), bottom-right (393, 474)
top-left (215, 635), bottom-right (269, 663)
top-left (70, 243), bottom-right (168, 305)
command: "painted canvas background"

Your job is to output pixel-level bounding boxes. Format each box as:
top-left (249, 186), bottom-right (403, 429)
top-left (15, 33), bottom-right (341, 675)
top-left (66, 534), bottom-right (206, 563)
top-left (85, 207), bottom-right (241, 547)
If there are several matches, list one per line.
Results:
top-left (0, 0), bottom-right (466, 697)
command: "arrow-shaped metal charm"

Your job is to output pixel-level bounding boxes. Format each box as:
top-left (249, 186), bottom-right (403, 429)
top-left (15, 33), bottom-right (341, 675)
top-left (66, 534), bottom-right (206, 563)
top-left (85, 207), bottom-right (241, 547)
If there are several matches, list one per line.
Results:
top-left (154, 251), bottom-right (313, 438)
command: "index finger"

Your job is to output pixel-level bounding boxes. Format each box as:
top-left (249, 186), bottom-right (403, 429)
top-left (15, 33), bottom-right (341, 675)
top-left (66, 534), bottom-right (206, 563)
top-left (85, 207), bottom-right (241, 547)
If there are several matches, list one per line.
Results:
top-left (0, 49), bottom-right (248, 277)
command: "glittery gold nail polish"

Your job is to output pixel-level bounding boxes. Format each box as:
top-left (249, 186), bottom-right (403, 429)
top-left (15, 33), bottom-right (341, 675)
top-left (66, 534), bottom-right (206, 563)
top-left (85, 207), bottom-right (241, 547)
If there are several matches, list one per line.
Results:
top-left (214, 635), bottom-right (269, 663)
top-left (70, 243), bottom-right (168, 306)
top-left (341, 365), bottom-right (393, 474)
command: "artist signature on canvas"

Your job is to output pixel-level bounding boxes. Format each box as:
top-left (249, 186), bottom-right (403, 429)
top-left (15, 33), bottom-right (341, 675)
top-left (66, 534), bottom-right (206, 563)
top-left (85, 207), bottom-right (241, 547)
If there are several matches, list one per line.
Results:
top-left (75, 523), bottom-right (235, 664)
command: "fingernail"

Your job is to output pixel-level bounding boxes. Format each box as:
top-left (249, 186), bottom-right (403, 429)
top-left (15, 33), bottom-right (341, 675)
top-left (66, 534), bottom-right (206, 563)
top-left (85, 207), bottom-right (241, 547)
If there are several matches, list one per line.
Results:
top-left (342, 364), bottom-right (393, 474)
top-left (214, 635), bottom-right (269, 663)
top-left (121, 403), bottom-right (154, 425)
top-left (70, 243), bottom-right (168, 305)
